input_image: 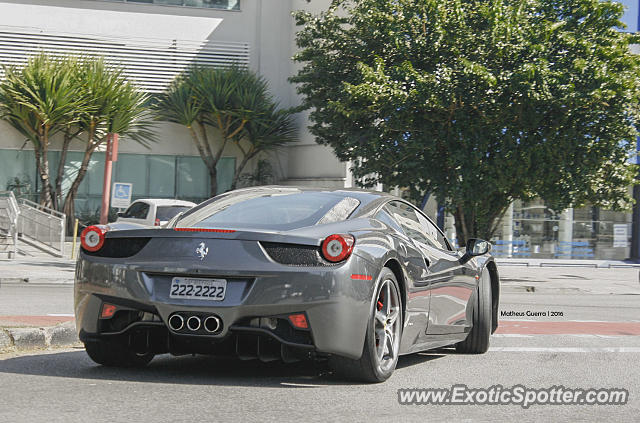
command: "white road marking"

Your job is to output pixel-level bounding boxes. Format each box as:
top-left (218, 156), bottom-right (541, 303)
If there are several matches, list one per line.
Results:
top-left (569, 334), bottom-right (626, 339)
top-left (490, 347), bottom-right (640, 353)
top-left (498, 319), bottom-right (627, 323)
top-left (46, 313), bottom-right (74, 317)
top-left (493, 334), bottom-right (633, 339)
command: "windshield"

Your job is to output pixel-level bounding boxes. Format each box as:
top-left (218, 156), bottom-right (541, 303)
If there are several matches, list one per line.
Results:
top-left (176, 191), bottom-right (360, 231)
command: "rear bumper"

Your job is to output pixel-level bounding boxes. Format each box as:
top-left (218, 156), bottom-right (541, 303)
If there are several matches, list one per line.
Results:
top-left (74, 252), bottom-right (378, 359)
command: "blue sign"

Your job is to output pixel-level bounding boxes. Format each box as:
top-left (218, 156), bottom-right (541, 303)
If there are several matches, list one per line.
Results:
top-left (111, 182), bottom-right (133, 208)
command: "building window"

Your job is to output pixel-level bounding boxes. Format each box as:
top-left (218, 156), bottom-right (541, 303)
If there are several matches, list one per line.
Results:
top-left (486, 199), bottom-right (632, 260)
top-left (98, 0), bottom-right (240, 11)
top-left (0, 148), bottom-right (235, 218)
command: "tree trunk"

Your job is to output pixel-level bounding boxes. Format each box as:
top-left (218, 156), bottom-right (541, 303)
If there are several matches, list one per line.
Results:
top-left (454, 205), bottom-right (470, 248)
top-left (208, 166), bottom-right (219, 197)
top-left (62, 143), bottom-right (97, 234)
top-left (63, 188), bottom-right (78, 236)
top-left (188, 125), bottom-right (218, 197)
top-left (208, 137), bottom-right (229, 196)
top-left (33, 147), bottom-right (42, 203)
top-left (230, 151), bottom-right (256, 190)
top-left (484, 203), bottom-right (511, 241)
top-left (454, 201), bottom-right (511, 250)
top-left (54, 133), bottom-right (74, 211)
top-left (36, 125), bottom-right (54, 209)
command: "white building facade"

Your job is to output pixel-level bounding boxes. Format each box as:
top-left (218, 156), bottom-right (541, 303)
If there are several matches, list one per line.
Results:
top-left (0, 0), bottom-right (346, 214)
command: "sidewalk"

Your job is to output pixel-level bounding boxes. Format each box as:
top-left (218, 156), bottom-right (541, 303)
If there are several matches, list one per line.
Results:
top-left (498, 265), bottom-right (640, 295)
top-left (0, 258), bottom-right (78, 352)
top-left (496, 257), bottom-right (640, 268)
top-left (0, 258), bottom-right (76, 284)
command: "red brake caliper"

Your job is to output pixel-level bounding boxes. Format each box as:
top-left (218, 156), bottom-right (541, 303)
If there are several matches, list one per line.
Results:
top-left (376, 292), bottom-right (384, 346)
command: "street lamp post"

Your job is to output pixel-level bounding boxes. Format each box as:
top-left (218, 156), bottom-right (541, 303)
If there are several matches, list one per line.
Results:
top-left (99, 133), bottom-right (119, 225)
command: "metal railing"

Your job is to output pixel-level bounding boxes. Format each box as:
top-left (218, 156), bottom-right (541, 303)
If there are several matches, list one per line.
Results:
top-left (0, 191), bottom-right (20, 258)
top-left (17, 198), bottom-right (66, 257)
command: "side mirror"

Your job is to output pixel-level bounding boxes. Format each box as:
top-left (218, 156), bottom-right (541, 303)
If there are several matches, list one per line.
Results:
top-left (466, 238), bottom-right (491, 256)
top-left (116, 212), bottom-right (124, 218)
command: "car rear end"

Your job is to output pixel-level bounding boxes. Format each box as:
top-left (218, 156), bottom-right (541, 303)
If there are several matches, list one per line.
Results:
top-left (75, 189), bottom-right (381, 363)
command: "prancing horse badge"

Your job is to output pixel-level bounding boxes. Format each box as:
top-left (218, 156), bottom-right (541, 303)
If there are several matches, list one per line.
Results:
top-left (196, 242), bottom-right (209, 260)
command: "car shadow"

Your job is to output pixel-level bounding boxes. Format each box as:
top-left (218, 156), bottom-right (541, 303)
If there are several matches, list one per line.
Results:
top-left (0, 347), bottom-right (449, 387)
top-left (396, 352), bottom-right (446, 369)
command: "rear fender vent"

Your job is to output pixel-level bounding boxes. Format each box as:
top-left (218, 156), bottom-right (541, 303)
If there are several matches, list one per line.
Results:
top-left (82, 237), bottom-right (151, 258)
top-left (260, 242), bottom-right (335, 267)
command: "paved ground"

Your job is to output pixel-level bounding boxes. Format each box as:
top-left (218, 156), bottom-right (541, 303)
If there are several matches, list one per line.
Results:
top-left (0, 263), bottom-right (639, 421)
top-left (0, 258), bottom-right (76, 285)
top-left (0, 337), bottom-right (637, 422)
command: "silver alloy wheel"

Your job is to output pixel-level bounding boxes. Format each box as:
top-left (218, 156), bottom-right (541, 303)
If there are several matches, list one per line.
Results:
top-left (373, 278), bottom-right (401, 373)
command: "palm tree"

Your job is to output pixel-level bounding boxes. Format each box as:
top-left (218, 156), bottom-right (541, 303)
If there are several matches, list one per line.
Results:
top-left (0, 54), bottom-right (85, 208)
top-left (231, 103), bottom-right (297, 190)
top-left (156, 66), bottom-right (270, 196)
top-left (61, 58), bottom-right (155, 231)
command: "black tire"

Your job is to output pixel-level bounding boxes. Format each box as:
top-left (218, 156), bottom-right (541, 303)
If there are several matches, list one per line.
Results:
top-left (84, 340), bottom-right (154, 368)
top-left (456, 268), bottom-right (492, 354)
top-left (330, 268), bottom-right (403, 383)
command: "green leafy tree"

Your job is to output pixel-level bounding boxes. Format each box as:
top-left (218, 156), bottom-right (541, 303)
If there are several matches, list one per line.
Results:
top-left (292, 0), bottom-right (640, 244)
top-left (157, 67), bottom-right (271, 196)
top-left (61, 58), bottom-right (155, 230)
top-left (0, 55), bottom-right (154, 225)
top-left (231, 103), bottom-right (297, 190)
top-left (0, 54), bottom-right (85, 208)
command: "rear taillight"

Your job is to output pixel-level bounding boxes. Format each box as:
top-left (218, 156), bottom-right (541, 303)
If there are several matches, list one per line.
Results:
top-left (321, 234), bottom-right (355, 263)
top-left (81, 225), bottom-right (107, 252)
top-left (82, 237), bottom-right (150, 258)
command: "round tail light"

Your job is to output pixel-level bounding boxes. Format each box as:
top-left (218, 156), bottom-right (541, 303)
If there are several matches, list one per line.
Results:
top-left (81, 225), bottom-right (106, 252)
top-left (321, 234), bottom-right (355, 263)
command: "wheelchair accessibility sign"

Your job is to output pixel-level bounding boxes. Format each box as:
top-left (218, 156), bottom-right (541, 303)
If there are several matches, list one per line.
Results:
top-left (111, 182), bottom-right (132, 208)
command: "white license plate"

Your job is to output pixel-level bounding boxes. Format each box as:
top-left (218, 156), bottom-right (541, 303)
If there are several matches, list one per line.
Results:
top-left (170, 277), bottom-right (227, 301)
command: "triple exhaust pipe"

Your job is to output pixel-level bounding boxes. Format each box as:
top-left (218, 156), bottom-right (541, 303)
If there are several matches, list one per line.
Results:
top-left (168, 314), bottom-right (222, 334)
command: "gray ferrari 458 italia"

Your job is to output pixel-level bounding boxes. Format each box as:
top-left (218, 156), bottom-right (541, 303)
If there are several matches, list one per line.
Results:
top-left (75, 186), bottom-right (500, 382)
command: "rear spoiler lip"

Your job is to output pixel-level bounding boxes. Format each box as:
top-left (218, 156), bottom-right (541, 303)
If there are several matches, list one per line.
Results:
top-left (103, 227), bottom-right (322, 247)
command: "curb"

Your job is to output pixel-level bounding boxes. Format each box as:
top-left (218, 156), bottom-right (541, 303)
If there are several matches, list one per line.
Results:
top-left (0, 321), bottom-right (79, 352)
top-left (0, 278), bottom-right (74, 285)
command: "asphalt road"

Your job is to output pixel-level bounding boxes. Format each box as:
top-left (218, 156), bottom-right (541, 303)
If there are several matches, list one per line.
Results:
top-left (0, 282), bottom-right (73, 316)
top-left (0, 340), bottom-right (638, 422)
top-left (0, 265), bottom-right (638, 422)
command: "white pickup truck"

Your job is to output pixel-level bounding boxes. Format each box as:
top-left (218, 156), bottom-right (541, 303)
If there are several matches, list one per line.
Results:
top-left (115, 199), bottom-right (196, 227)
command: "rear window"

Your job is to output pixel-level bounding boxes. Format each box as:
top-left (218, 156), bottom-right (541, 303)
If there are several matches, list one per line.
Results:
top-left (156, 206), bottom-right (192, 222)
top-left (176, 192), bottom-right (360, 231)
